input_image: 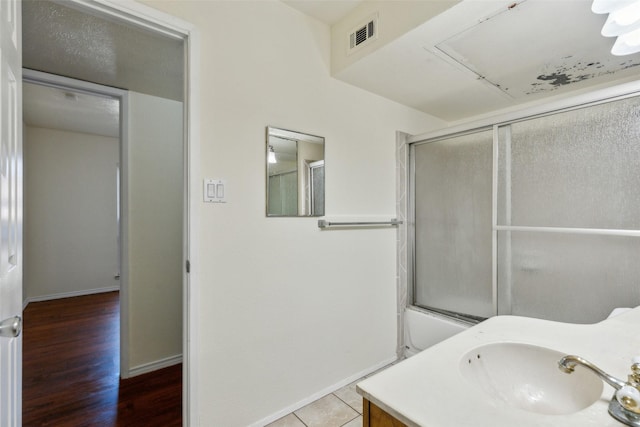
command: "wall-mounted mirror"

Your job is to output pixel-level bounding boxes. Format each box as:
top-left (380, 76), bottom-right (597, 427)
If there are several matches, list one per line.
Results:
top-left (266, 127), bottom-right (324, 217)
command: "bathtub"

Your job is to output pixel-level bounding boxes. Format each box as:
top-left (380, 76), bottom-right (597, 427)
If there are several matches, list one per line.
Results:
top-left (403, 306), bottom-right (633, 357)
top-left (404, 307), bottom-right (470, 357)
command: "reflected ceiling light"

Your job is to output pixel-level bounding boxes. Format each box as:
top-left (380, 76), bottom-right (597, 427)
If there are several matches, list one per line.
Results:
top-left (268, 145), bottom-right (277, 164)
top-left (592, 0), bottom-right (640, 55)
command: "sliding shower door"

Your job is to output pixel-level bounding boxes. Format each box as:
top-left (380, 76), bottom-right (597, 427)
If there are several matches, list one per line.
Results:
top-left (496, 96), bottom-right (640, 323)
top-left (412, 130), bottom-right (493, 321)
top-left (411, 94), bottom-right (640, 324)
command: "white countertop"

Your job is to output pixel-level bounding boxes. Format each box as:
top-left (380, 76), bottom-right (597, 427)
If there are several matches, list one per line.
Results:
top-left (357, 308), bottom-right (640, 427)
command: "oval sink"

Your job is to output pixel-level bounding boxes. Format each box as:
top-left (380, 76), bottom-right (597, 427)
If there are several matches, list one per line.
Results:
top-left (459, 342), bottom-right (604, 415)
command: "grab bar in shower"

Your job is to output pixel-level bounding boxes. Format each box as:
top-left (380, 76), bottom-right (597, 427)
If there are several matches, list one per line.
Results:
top-left (317, 219), bottom-right (403, 229)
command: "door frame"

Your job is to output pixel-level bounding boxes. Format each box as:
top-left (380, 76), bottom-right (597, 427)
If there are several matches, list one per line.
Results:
top-left (55, 1), bottom-right (200, 425)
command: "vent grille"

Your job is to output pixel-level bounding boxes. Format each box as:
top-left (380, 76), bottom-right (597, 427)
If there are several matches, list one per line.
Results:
top-left (349, 17), bottom-right (377, 51)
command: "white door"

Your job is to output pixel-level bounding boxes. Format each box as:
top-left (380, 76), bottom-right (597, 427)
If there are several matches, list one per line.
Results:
top-left (0, 0), bottom-right (23, 425)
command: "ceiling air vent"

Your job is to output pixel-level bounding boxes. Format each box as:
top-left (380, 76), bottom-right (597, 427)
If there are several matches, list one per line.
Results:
top-left (348, 14), bottom-right (378, 53)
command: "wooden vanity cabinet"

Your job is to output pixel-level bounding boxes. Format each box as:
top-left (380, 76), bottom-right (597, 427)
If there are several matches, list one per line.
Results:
top-left (363, 399), bottom-right (407, 427)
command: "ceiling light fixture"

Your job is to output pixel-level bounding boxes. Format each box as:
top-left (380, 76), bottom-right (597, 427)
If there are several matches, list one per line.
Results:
top-left (592, 0), bottom-right (640, 55)
top-left (268, 145), bottom-right (277, 164)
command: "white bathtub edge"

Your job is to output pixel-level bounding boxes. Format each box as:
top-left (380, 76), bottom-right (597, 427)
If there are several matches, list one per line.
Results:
top-left (404, 307), bottom-right (470, 357)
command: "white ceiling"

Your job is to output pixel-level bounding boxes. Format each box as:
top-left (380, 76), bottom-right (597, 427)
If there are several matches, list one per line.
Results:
top-left (22, 0), bottom-right (640, 136)
top-left (288, 0), bottom-right (640, 122)
top-left (21, 0), bottom-right (183, 137)
top-left (23, 83), bottom-right (120, 138)
top-left (282, 0), bottom-right (363, 25)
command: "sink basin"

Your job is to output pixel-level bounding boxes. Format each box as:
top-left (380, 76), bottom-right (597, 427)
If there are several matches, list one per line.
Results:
top-left (459, 342), bottom-right (604, 415)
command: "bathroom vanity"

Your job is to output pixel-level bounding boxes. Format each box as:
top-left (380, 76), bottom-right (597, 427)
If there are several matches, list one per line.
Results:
top-left (357, 307), bottom-right (640, 427)
top-left (363, 399), bottom-right (406, 426)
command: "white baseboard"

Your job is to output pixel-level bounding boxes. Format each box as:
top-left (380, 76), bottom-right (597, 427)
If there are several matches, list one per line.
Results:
top-left (127, 354), bottom-right (183, 378)
top-left (249, 355), bottom-right (398, 427)
top-left (23, 285), bottom-right (121, 310)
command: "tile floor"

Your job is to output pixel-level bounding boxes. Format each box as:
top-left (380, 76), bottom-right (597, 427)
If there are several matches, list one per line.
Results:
top-left (265, 362), bottom-right (398, 427)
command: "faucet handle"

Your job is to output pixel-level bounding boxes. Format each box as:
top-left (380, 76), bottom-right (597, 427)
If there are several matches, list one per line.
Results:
top-left (630, 357), bottom-right (640, 385)
top-left (617, 385), bottom-right (640, 414)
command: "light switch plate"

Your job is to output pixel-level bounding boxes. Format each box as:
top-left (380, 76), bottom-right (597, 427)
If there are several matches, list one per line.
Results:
top-left (204, 179), bottom-right (227, 203)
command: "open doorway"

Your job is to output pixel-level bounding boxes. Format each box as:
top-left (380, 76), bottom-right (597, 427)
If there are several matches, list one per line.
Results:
top-left (21, 0), bottom-right (186, 378)
top-left (21, 81), bottom-right (123, 423)
top-left (0, 0), bottom-right (197, 424)
top-left (20, 68), bottom-right (185, 424)
top-left (19, 0), bottom-right (190, 423)
top-left (22, 81), bottom-right (121, 306)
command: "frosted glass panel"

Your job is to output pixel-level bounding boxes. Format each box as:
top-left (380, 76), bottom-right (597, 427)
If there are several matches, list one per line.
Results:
top-left (497, 231), bottom-right (640, 323)
top-left (268, 172), bottom-right (297, 216)
top-left (413, 94), bottom-right (640, 324)
top-left (498, 96), bottom-right (640, 229)
top-left (311, 165), bottom-right (324, 216)
top-left (413, 131), bottom-right (493, 319)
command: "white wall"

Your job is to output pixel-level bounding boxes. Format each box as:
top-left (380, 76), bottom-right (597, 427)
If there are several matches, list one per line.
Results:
top-left (127, 91), bottom-right (184, 372)
top-left (141, 1), bottom-right (446, 425)
top-left (23, 126), bottom-right (119, 301)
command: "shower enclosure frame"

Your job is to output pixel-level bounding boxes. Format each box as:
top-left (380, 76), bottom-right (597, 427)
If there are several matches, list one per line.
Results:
top-left (400, 79), bottom-right (640, 355)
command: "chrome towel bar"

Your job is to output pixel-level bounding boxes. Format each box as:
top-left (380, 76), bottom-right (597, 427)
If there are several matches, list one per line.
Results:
top-left (317, 219), bottom-right (403, 229)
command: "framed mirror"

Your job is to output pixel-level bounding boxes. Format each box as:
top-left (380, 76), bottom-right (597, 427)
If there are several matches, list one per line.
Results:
top-left (266, 127), bottom-right (325, 217)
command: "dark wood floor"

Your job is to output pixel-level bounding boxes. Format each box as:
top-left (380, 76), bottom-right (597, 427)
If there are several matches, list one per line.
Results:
top-left (22, 292), bottom-right (182, 426)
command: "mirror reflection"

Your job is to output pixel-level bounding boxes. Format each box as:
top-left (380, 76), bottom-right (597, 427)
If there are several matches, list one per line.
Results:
top-left (266, 127), bottom-right (324, 217)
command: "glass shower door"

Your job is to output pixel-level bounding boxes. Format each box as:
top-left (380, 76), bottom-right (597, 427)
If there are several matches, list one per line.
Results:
top-left (496, 96), bottom-right (640, 323)
top-left (412, 130), bottom-right (494, 321)
top-left (411, 94), bottom-right (640, 325)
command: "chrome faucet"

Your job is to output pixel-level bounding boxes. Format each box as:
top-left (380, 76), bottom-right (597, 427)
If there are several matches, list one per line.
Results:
top-left (558, 355), bottom-right (626, 389)
top-left (558, 355), bottom-right (640, 426)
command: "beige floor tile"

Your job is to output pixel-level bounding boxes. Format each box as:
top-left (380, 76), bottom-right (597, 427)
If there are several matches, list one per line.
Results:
top-left (265, 413), bottom-right (306, 427)
top-left (333, 382), bottom-right (363, 413)
top-left (295, 394), bottom-right (359, 427)
top-left (341, 416), bottom-right (362, 427)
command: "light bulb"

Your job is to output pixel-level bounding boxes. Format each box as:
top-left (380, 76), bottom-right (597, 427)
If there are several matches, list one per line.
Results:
top-left (592, 0), bottom-right (640, 55)
top-left (601, 0), bottom-right (640, 36)
top-left (592, 0), bottom-right (636, 14)
top-left (612, 27), bottom-right (640, 55)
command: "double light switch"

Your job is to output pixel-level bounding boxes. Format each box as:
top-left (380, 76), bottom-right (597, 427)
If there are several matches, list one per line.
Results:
top-left (204, 179), bottom-right (227, 203)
